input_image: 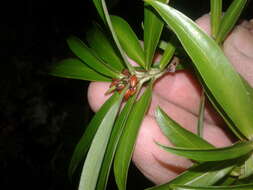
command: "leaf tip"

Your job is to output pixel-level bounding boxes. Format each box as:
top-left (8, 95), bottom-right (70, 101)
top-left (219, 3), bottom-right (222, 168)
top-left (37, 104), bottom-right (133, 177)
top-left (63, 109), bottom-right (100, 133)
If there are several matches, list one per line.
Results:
top-left (155, 106), bottom-right (162, 114)
top-left (155, 106), bottom-right (165, 121)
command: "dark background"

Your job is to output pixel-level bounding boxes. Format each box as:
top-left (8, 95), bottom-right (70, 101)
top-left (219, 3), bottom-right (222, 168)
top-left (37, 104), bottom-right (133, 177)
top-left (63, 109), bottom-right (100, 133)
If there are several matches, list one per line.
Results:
top-left (1, 0), bottom-right (252, 189)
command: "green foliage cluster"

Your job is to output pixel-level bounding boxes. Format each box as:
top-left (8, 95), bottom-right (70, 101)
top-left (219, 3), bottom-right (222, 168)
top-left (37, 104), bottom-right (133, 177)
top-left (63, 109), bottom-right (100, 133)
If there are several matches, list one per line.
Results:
top-left (50, 0), bottom-right (253, 189)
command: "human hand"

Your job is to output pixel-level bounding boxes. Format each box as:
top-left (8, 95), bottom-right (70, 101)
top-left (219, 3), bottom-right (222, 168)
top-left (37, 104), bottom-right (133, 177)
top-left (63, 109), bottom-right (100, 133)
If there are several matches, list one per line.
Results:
top-left (87, 14), bottom-right (253, 184)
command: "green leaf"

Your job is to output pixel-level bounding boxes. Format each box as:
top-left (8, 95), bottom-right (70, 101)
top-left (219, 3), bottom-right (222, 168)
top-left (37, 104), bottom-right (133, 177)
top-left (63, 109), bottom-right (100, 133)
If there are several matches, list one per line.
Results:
top-left (114, 82), bottom-right (153, 190)
top-left (96, 0), bottom-right (135, 73)
top-left (68, 92), bottom-right (119, 178)
top-left (159, 41), bottom-right (175, 70)
top-left (144, 0), bottom-right (253, 140)
top-left (158, 40), bottom-right (168, 50)
top-left (216, 0), bottom-right (247, 44)
top-left (111, 16), bottom-right (145, 68)
top-left (78, 90), bottom-right (125, 190)
top-left (201, 83), bottom-right (244, 139)
top-left (146, 160), bottom-right (236, 190)
top-left (215, 175), bottom-right (237, 186)
top-left (92, 0), bottom-right (106, 22)
top-left (197, 91), bottom-right (205, 137)
top-left (67, 36), bottom-right (121, 78)
top-left (171, 183), bottom-right (253, 190)
top-left (144, 0), bottom-right (169, 69)
top-left (240, 154), bottom-right (253, 179)
top-left (157, 141), bottom-right (253, 161)
top-left (96, 93), bottom-right (137, 190)
top-left (236, 175), bottom-right (253, 185)
top-left (49, 58), bottom-right (110, 82)
top-left (155, 107), bottom-right (214, 149)
top-left (240, 76), bottom-right (253, 100)
top-left (210, 0), bottom-right (222, 39)
top-left (86, 23), bottom-right (125, 71)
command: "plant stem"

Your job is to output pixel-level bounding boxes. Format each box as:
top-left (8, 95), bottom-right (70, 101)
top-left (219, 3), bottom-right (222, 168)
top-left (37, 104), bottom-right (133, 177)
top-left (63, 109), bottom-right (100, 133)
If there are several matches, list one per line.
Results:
top-left (210, 0), bottom-right (222, 39)
top-left (101, 0), bottom-right (135, 74)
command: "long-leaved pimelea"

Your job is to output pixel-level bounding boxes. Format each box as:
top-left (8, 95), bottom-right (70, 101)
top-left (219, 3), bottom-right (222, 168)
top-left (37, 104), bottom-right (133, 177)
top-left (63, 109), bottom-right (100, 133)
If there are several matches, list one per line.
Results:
top-left (50, 0), bottom-right (253, 189)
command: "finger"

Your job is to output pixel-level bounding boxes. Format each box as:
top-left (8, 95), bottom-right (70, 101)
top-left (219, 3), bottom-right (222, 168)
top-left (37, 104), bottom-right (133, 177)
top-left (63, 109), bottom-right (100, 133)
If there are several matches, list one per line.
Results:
top-left (196, 15), bottom-right (253, 86)
top-left (148, 93), bottom-right (233, 146)
top-left (87, 82), bottom-right (111, 112)
top-left (153, 70), bottom-right (224, 126)
top-left (153, 70), bottom-right (201, 116)
top-left (153, 14), bottom-right (224, 125)
top-left (132, 115), bottom-right (192, 184)
top-left (133, 100), bottom-right (232, 184)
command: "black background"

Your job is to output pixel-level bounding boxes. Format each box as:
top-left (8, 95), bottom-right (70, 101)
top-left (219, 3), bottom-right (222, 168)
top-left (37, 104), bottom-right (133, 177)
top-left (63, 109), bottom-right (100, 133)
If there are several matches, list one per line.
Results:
top-left (1, 0), bottom-right (252, 189)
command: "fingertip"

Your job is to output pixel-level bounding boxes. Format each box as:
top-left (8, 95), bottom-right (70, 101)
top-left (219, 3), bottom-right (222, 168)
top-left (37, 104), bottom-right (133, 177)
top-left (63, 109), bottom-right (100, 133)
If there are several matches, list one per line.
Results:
top-left (87, 81), bottom-right (111, 112)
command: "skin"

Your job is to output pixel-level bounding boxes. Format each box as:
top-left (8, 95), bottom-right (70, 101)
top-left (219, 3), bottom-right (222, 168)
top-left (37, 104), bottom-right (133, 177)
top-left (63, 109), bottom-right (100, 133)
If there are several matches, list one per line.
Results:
top-left (87, 15), bottom-right (253, 184)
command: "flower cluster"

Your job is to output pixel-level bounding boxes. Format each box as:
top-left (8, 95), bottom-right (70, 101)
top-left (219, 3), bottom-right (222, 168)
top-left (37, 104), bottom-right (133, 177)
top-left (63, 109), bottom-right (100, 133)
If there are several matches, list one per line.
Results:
top-left (106, 69), bottom-right (138, 100)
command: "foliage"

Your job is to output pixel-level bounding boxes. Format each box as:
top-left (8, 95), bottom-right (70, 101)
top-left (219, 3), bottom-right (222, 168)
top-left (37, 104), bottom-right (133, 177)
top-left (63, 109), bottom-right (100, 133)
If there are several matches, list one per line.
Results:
top-left (50, 0), bottom-right (253, 189)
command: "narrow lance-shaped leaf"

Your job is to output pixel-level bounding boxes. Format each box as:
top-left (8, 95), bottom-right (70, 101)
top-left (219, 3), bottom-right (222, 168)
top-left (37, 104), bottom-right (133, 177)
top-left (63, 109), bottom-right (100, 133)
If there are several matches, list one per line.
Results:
top-left (158, 40), bottom-right (188, 72)
top-left (114, 82), bottom-right (153, 190)
top-left (239, 153), bottom-right (253, 179)
top-left (210, 0), bottom-right (222, 39)
top-left (86, 23), bottom-right (125, 71)
top-left (67, 36), bottom-right (121, 79)
top-left (171, 183), bottom-right (253, 190)
top-left (158, 41), bottom-right (175, 70)
top-left (92, 0), bottom-right (106, 23)
top-left (145, 0), bottom-right (253, 139)
top-left (111, 16), bottom-right (145, 68)
top-left (215, 175), bottom-right (237, 186)
top-left (49, 58), bottom-right (111, 82)
top-left (146, 160), bottom-right (236, 190)
top-left (68, 92), bottom-right (119, 178)
top-left (157, 140), bottom-right (253, 161)
top-left (144, 0), bottom-right (169, 69)
top-left (78, 90), bottom-right (126, 190)
top-left (96, 93), bottom-right (138, 190)
top-left (100, 0), bottom-right (135, 73)
top-left (158, 40), bottom-right (168, 50)
top-left (201, 81), bottom-right (244, 139)
top-left (155, 107), bottom-right (214, 148)
top-left (216, 0), bottom-right (247, 44)
top-left (241, 76), bottom-right (253, 99)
